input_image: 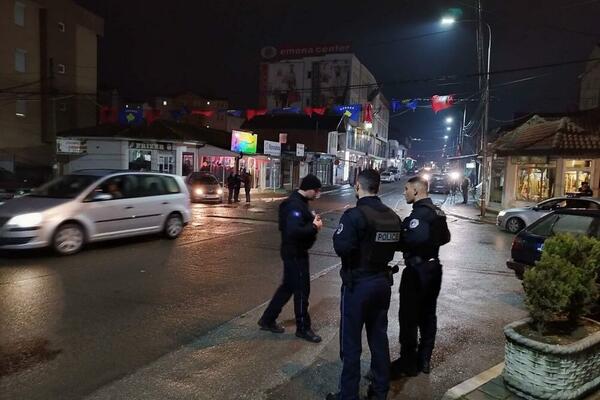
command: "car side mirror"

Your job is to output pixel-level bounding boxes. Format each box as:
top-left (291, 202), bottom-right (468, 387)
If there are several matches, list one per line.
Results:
top-left (532, 206), bottom-right (540, 211)
top-left (91, 193), bottom-right (113, 201)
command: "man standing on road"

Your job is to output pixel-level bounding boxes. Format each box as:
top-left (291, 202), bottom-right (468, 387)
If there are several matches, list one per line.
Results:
top-left (227, 172), bottom-right (236, 204)
top-left (234, 173), bottom-right (242, 202)
top-left (327, 169), bottom-right (402, 400)
top-left (242, 168), bottom-right (252, 203)
top-left (258, 174), bottom-right (323, 343)
top-left (392, 176), bottom-right (450, 377)
top-left (461, 176), bottom-right (470, 204)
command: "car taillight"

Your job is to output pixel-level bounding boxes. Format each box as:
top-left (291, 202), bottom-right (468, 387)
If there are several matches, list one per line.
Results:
top-left (512, 237), bottom-right (524, 251)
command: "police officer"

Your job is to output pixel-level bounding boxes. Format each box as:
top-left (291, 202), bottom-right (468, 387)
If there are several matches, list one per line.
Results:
top-left (327, 169), bottom-right (402, 400)
top-left (392, 176), bottom-right (450, 377)
top-left (258, 174), bottom-right (324, 343)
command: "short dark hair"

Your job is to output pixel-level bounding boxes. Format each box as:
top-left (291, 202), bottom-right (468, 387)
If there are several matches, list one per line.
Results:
top-left (407, 176), bottom-right (429, 192)
top-left (357, 169), bottom-right (380, 194)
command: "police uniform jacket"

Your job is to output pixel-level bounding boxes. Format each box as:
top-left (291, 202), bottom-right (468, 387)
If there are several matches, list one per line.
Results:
top-left (401, 197), bottom-right (442, 261)
top-left (279, 191), bottom-right (318, 257)
top-left (333, 196), bottom-right (402, 283)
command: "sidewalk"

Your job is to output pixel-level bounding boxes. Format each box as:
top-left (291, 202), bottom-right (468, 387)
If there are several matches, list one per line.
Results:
top-left (441, 195), bottom-right (498, 226)
top-left (237, 184), bottom-right (350, 202)
top-left (443, 363), bottom-right (600, 400)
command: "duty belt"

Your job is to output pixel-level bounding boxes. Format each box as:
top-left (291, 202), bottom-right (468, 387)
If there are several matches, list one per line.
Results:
top-left (406, 256), bottom-right (439, 266)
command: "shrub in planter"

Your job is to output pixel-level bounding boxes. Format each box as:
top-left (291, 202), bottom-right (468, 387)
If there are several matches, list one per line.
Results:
top-left (504, 234), bottom-right (600, 400)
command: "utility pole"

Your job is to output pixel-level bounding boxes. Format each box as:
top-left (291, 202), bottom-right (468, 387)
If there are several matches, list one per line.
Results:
top-left (477, 0), bottom-right (491, 217)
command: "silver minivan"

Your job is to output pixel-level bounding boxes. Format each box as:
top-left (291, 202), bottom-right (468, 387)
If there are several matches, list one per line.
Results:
top-left (0, 170), bottom-right (191, 255)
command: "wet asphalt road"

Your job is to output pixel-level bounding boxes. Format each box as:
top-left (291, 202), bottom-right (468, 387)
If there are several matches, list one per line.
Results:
top-left (0, 181), bottom-right (525, 400)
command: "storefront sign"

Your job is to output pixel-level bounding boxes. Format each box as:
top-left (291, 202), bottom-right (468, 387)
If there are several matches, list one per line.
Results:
top-left (296, 143), bottom-right (305, 157)
top-left (264, 140), bottom-right (281, 156)
top-left (129, 141), bottom-right (173, 151)
top-left (279, 133), bottom-right (288, 144)
top-left (260, 44), bottom-right (352, 60)
top-left (56, 138), bottom-right (87, 154)
top-left (231, 130), bottom-right (257, 154)
top-left (466, 162), bottom-right (476, 169)
top-left (512, 156), bottom-right (549, 165)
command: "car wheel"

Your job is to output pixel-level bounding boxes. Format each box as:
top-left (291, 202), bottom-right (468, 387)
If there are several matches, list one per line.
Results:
top-left (506, 217), bottom-right (525, 234)
top-left (53, 223), bottom-right (85, 255)
top-left (164, 213), bottom-right (184, 239)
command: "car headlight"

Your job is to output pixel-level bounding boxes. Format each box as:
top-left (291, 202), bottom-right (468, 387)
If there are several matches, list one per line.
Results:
top-left (195, 188), bottom-right (204, 196)
top-left (498, 210), bottom-right (506, 217)
top-left (217, 188), bottom-right (223, 195)
top-left (8, 212), bottom-right (43, 227)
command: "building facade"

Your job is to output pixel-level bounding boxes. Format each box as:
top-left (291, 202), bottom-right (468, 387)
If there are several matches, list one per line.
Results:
top-left (0, 0), bottom-right (103, 176)
top-left (580, 45), bottom-right (600, 111)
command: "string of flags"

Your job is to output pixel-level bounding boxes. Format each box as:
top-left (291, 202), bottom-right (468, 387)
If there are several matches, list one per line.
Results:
top-left (99, 94), bottom-right (461, 126)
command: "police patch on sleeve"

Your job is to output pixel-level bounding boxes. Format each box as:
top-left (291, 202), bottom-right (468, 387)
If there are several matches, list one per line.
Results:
top-left (409, 219), bottom-right (420, 229)
top-left (336, 223), bottom-right (344, 235)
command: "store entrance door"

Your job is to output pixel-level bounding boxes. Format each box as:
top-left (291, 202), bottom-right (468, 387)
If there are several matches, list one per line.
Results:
top-left (158, 153), bottom-right (175, 174)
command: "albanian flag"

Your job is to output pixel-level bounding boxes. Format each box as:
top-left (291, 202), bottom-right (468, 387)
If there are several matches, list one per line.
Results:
top-left (431, 95), bottom-right (454, 113)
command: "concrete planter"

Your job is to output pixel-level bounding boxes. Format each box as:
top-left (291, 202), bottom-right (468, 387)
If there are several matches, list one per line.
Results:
top-left (503, 318), bottom-right (600, 400)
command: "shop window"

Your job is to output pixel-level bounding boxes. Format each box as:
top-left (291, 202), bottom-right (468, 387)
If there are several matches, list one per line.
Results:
top-left (15, 48), bottom-right (26, 72)
top-left (564, 160), bottom-right (593, 194)
top-left (567, 159), bottom-right (592, 169)
top-left (516, 165), bottom-right (555, 202)
top-left (15, 2), bottom-right (25, 26)
top-left (129, 149), bottom-right (152, 171)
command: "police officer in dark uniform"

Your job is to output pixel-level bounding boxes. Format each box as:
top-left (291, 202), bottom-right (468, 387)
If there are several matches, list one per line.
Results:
top-left (258, 174), bottom-right (324, 343)
top-left (392, 176), bottom-right (450, 377)
top-left (327, 169), bottom-right (402, 400)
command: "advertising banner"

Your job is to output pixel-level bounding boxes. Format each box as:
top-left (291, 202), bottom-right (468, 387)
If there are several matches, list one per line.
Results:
top-left (264, 140), bottom-right (282, 157)
top-left (231, 130), bottom-right (257, 154)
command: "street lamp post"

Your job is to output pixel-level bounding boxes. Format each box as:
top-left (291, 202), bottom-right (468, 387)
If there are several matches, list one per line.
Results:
top-left (441, 8), bottom-right (492, 216)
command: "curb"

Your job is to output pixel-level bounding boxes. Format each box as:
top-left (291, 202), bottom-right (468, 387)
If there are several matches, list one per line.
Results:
top-left (445, 211), bottom-right (496, 225)
top-left (442, 362), bottom-right (505, 400)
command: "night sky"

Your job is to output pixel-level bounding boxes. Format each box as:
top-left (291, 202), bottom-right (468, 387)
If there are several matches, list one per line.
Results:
top-left (76, 0), bottom-right (600, 158)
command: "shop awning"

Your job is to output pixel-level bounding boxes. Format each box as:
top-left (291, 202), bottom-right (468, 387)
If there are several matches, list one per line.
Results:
top-left (196, 144), bottom-right (239, 158)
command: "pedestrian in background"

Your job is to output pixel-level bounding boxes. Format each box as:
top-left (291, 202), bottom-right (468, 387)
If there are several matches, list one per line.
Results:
top-left (392, 176), bottom-right (450, 377)
top-left (227, 172), bottom-right (236, 204)
top-left (578, 181), bottom-right (593, 197)
top-left (234, 173), bottom-right (242, 202)
top-left (461, 176), bottom-right (470, 204)
top-left (243, 168), bottom-right (252, 203)
top-left (327, 169), bottom-right (402, 400)
top-left (258, 174), bottom-right (323, 343)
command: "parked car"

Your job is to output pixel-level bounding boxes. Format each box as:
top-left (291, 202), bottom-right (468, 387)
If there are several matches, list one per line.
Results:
top-left (429, 174), bottom-right (450, 194)
top-left (380, 171), bottom-right (395, 183)
top-left (497, 196), bottom-right (600, 234)
top-left (0, 168), bottom-right (35, 204)
top-left (387, 167), bottom-right (401, 180)
top-left (186, 172), bottom-right (224, 202)
top-left (507, 209), bottom-right (600, 279)
top-left (0, 170), bottom-right (191, 255)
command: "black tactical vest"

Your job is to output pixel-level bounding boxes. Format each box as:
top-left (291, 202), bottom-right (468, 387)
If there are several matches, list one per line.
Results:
top-left (356, 204), bottom-right (402, 273)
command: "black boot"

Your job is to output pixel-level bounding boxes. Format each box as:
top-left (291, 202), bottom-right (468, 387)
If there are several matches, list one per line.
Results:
top-left (296, 329), bottom-right (322, 343)
top-left (257, 318), bottom-right (285, 333)
top-left (390, 357), bottom-right (418, 378)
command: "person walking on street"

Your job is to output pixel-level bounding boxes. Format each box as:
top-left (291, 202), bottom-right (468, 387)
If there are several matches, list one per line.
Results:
top-left (327, 169), bottom-right (402, 400)
top-left (461, 176), bottom-right (470, 204)
top-left (234, 173), bottom-right (242, 202)
top-left (258, 174), bottom-right (324, 343)
top-left (243, 168), bottom-right (252, 203)
top-left (227, 172), bottom-right (236, 204)
top-left (392, 176), bottom-right (451, 377)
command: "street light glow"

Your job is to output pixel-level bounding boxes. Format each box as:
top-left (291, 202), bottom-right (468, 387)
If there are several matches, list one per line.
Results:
top-left (446, 126), bottom-right (452, 131)
top-left (445, 117), bottom-right (453, 124)
top-left (444, 135), bottom-right (449, 140)
top-left (441, 16), bottom-right (456, 26)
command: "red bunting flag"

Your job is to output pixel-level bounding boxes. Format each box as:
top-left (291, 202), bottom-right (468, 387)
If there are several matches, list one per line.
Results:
top-left (256, 108), bottom-right (267, 116)
top-left (246, 109), bottom-right (256, 121)
top-left (363, 103), bottom-right (373, 124)
top-left (144, 109), bottom-right (161, 124)
top-left (312, 107), bottom-right (326, 116)
top-left (431, 95), bottom-right (454, 113)
top-left (99, 106), bottom-right (118, 124)
top-left (191, 110), bottom-right (215, 117)
top-left (304, 107), bottom-right (313, 117)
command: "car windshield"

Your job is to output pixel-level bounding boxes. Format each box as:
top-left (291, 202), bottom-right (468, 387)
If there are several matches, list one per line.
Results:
top-left (30, 175), bottom-right (97, 198)
top-left (190, 174), bottom-right (218, 185)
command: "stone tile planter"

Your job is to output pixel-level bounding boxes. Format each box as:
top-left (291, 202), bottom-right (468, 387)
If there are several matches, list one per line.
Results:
top-left (503, 318), bottom-right (600, 400)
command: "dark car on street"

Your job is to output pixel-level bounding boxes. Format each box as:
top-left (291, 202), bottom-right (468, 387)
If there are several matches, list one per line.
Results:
top-left (186, 172), bottom-right (224, 203)
top-left (507, 209), bottom-right (600, 279)
top-left (429, 174), bottom-right (450, 194)
top-left (0, 168), bottom-right (35, 204)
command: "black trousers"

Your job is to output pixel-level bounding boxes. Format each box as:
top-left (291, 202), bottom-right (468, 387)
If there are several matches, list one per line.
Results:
top-left (261, 255), bottom-right (311, 331)
top-left (339, 275), bottom-right (391, 400)
top-left (228, 188), bottom-right (235, 203)
top-left (234, 187), bottom-right (241, 202)
top-left (399, 260), bottom-right (442, 367)
top-left (245, 189), bottom-right (251, 202)
top-left (462, 188), bottom-right (468, 203)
